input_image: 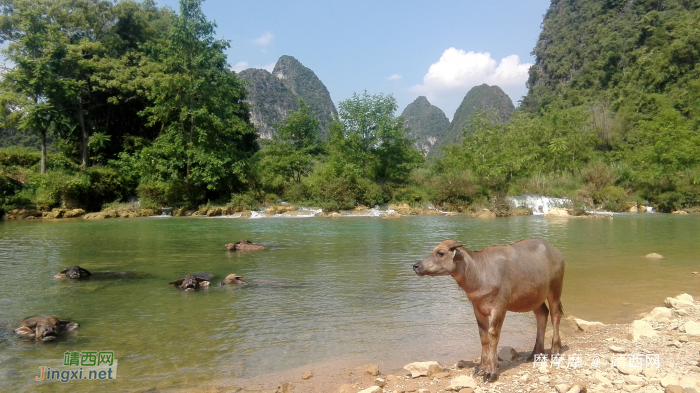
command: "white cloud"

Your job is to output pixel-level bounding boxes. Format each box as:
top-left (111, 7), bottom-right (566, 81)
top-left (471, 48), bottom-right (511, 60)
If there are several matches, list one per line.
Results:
top-left (410, 48), bottom-right (532, 113)
top-left (232, 61), bottom-right (249, 73)
top-left (262, 62), bottom-right (275, 72)
top-left (387, 74), bottom-right (402, 81)
top-left (253, 32), bottom-right (274, 46)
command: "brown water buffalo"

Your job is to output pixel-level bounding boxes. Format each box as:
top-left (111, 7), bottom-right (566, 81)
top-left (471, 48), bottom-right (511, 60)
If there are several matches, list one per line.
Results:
top-left (413, 238), bottom-right (565, 382)
top-left (225, 240), bottom-right (265, 251)
top-left (55, 266), bottom-right (91, 279)
top-left (218, 273), bottom-right (247, 286)
top-left (14, 317), bottom-right (79, 341)
top-left (169, 273), bottom-right (213, 291)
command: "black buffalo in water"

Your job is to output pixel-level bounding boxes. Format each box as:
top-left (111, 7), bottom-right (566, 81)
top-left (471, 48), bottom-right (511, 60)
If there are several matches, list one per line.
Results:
top-left (55, 266), bottom-right (91, 279)
top-left (14, 317), bottom-right (79, 341)
top-left (169, 273), bottom-right (213, 291)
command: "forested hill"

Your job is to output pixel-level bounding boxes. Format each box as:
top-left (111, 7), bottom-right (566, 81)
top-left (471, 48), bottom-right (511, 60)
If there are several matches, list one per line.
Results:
top-left (239, 56), bottom-right (337, 139)
top-left (522, 0), bottom-right (700, 124)
top-left (400, 96), bottom-right (450, 156)
top-left (440, 84), bottom-right (515, 148)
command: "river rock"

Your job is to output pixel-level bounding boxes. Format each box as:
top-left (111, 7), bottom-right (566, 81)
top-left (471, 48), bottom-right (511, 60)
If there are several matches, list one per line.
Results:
top-left (475, 209), bottom-right (496, 218)
top-left (661, 374), bottom-right (679, 387)
top-left (672, 210), bottom-right (688, 215)
top-left (617, 362), bottom-right (643, 375)
top-left (545, 207), bottom-right (570, 217)
top-left (497, 346), bottom-right (521, 361)
top-left (627, 320), bottom-right (658, 341)
top-left (679, 376), bottom-right (700, 393)
top-left (374, 378), bottom-right (386, 387)
top-left (645, 307), bottom-right (675, 323)
top-left (381, 211), bottom-right (402, 219)
top-left (354, 364), bottom-right (379, 376)
top-left (357, 387), bottom-right (381, 393)
top-left (684, 321), bottom-right (700, 335)
top-left (646, 253), bottom-right (665, 259)
top-left (301, 370), bottom-right (313, 380)
top-left (566, 386), bottom-right (583, 393)
top-left (665, 385), bottom-right (685, 393)
top-left (404, 361), bottom-right (443, 378)
top-left (593, 372), bottom-right (612, 386)
top-left (447, 375), bottom-right (477, 391)
top-left (568, 316), bottom-right (605, 332)
top-left (609, 345), bottom-right (626, 353)
top-left (555, 384), bottom-right (570, 393)
top-left (665, 294), bottom-right (695, 309)
top-left (276, 381), bottom-right (293, 393)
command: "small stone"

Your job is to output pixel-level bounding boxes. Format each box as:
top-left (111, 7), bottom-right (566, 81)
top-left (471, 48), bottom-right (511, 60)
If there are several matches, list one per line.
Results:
top-left (622, 385), bottom-right (641, 392)
top-left (404, 361), bottom-right (442, 378)
top-left (627, 320), bottom-right (658, 341)
top-left (276, 382), bottom-right (294, 393)
top-left (609, 345), bottom-right (626, 353)
top-left (660, 374), bottom-right (679, 387)
top-left (668, 340), bottom-right (682, 348)
top-left (593, 372), bottom-right (612, 386)
top-left (448, 375), bottom-right (477, 391)
top-left (684, 321), bottom-right (700, 335)
top-left (643, 366), bottom-right (658, 378)
top-left (357, 387), bottom-right (381, 393)
top-left (538, 376), bottom-right (550, 383)
top-left (497, 346), bottom-right (521, 361)
top-left (518, 374), bottom-right (529, 382)
top-left (568, 316), bottom-right (605, 332)
top-left (646, 253), bottom-right (665, 259)
top-left (374, 378), bottom-right (386, 387)
top-left (566, 386), bottom-right (582, 393)
top-left (645, 307), bottom-right (675, 323)
top-left (665, 385), bottom-right (685, 393)
top-left (301, 371), bottom-right (313, 380)
top-left (538, 366), bottom-right (550, 374)
top-left (432, 371), bottom-right (450, 379)
top-left (555, 384), bottom-right (570, 393)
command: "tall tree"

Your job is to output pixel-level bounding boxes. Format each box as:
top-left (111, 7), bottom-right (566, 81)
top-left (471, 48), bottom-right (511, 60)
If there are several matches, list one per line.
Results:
top-left (139, 0), bottom-right (256, 205)
top-left (0, 0), bottom-right (70, 174)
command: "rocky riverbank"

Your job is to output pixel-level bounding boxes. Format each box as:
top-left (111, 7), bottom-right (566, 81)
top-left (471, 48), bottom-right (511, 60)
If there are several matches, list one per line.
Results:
top-left (187, 293), bottom-right (700, 393)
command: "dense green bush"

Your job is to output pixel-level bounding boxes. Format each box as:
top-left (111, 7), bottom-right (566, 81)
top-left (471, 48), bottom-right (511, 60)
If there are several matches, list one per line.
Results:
top-left (0, 147), bottom-right (40, 167)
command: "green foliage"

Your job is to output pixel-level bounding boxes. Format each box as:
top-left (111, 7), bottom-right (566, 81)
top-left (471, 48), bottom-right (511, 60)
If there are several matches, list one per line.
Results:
top-left (0, 146), bottom-right (40, 167)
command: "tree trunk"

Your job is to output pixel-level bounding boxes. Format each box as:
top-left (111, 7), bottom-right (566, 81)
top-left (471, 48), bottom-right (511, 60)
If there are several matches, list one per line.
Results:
top-left (79, 99), bottom-right (88, 168)
top-left (40, 129), bottom-right (47, 175)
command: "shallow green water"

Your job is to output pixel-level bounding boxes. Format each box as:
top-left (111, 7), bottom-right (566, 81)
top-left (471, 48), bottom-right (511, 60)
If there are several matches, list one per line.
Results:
top-left (0, 214), bottom-right (698, 391)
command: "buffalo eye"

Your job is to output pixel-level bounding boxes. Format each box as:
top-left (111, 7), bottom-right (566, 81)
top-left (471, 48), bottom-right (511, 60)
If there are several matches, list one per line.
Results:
top-left (436, 251), bottom-right (445, 257)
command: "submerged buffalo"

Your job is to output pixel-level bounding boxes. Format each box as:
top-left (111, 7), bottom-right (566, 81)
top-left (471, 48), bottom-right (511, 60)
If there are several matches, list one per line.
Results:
top-left (225, 240), bottom-right (265, 251)
top-left (413, 238), bottom-right (565, 382)
top-left (55, 266), bottom-right (91, 279)
top-left (169, 273), bottom-right (213, 291)
top-left (14, 317), bottom-right (79, 341)
top-left (218, 273), bottom-right (247, 286)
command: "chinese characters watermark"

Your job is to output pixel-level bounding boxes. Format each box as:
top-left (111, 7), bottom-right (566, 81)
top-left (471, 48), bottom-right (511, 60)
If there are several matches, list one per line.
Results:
top-left (35, 350), bottom-right (118, 383)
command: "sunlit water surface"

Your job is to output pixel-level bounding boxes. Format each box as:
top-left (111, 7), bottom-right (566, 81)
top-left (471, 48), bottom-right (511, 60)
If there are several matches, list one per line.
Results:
top-left (0, 214), bottom-right (698, 391)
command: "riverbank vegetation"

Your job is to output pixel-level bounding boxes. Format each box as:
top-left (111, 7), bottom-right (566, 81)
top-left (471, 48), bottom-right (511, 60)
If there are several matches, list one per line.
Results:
top-left (1, 0), bottom-right (699, 217)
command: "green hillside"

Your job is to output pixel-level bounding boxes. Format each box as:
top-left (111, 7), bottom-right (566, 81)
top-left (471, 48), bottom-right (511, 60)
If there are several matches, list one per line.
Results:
top-left (400, 96), bottom-right (449, 156)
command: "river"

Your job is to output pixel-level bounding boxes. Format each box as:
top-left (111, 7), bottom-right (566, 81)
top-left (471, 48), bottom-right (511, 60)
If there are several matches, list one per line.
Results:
top-left (0, 213), bottom-right (698, 391)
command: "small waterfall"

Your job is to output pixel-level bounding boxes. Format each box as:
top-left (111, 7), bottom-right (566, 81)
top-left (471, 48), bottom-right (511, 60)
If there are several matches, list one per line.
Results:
top-left (507, 194), bottom-right (571, 215)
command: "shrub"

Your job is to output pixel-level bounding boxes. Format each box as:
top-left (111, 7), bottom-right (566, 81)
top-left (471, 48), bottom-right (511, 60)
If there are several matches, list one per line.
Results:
top-left (230, 191), bottom-right (261, 211)
top-left (0, 147), bottom-right (40, 167)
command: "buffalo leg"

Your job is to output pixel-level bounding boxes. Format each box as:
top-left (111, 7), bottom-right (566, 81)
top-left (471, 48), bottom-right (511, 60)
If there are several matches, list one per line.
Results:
top-left (528, 302), bottom-right (549, 360)
top-left (482, 308), bottom-right (506, 382)
top-left (472, 307), bottom-right (490, 377)
top-left (548, 295), bottom-right (563, 354)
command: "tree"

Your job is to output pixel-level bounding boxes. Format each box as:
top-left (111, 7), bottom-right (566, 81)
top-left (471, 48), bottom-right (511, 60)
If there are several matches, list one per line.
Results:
top-left (138, 0), bottom-right (257, 205)
top-left (260, 99), bottom-right (321, 185)
top-left (0, 0), bottom-right (71, 174)
top-left (329, 91), bottom-right (422, 183)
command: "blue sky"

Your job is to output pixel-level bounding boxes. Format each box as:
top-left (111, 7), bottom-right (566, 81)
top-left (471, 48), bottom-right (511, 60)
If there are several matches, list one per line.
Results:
top-left (156, 0), bottom-right (552, 119)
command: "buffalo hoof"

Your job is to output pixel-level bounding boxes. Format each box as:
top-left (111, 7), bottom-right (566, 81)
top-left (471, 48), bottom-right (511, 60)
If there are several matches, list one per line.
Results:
top-left (473, 367), bottom-right (484, 377)
top-left (483, 372), bottom-right (499, 382)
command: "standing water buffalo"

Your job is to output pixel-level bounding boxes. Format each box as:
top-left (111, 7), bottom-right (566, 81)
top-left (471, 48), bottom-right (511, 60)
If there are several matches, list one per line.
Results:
top-left (169, 273), bottom-right (213, 291)
top-left (55, 266), bottom-right (91, 279)
top-left (225, 240), bottom-right (265, 251)
top-left (413, 239), bottom-right (565, 382)
top-left (14, 317), bottom-right (79, 341)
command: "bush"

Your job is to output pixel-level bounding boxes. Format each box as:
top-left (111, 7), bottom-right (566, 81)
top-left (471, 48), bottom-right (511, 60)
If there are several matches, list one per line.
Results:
top-left (429, 170), bottom-right (479, 206)
top-left (599, 186), bottom-right (628, 211)
top-left (0, 147), bottom-right (40, 167)
top-left (137, 182), bottom-right (168, 209)
top-left (655, 191), bottom-right (685, 212)
top-left (230, 191), bottom-right (261, 211)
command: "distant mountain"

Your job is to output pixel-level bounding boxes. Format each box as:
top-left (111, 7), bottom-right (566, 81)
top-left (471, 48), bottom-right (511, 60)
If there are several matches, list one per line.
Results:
top-left (441, 84), bottom-right (515, 147)
top-left (400, 96), bottom-right (449, 156)
top-left (238, 56), bottom-right (338, 140)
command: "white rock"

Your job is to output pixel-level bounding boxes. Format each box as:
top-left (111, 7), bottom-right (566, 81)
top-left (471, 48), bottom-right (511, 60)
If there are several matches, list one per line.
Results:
top-left (610, 345), bottom-right (626, 353)
top-left (679, 375), bottom-right (700, 393)
top-left (676, 293), bottom-right (694, 303)
top-left (684, 321), bottom-right (700, 335)
top-left (569, 316), bottom-right (605, 332)
top-left (555, 384), bottom-right (570, 393)
top-left (622, 385), bottom-right (640, 392)
top-left (566, 386), bottom-right (582, 393)
top-left (643, 365), bottom-right (658, 378)
top-left (497, 346), bottom-right (521, 361)
top-left (447, 375), bottom-right (477, 391)
top-left (618, 363), bottom-right (644, 375)
top-left (627, 320), bottom-right (658, 341)
top-left (594, 372), bottom-right (612, 386)
top-left (358, 387), bottom-right (382, 393)
top-left (538, 376), bottom-right (550, 383)
top-left (644, 307), bottom-right (675, 323)
top-left (660, 374), bottom-right (679, 387)
top-left (403, 361), bottom-right (443, 378)
top-left (626, 375), bottom-right (646, 385)
top-left (374, 378), bottom-right (386, 387)
top-left (665, 297), bottom-right (695, 309)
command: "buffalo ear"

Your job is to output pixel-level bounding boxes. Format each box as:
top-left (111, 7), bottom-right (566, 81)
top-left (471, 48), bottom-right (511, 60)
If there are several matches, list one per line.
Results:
top-left (169, 278), bottom-right (184, 285)
top-left (14, 326), bottom-right (36, 338)
top-left (452, 248), bottom-right (465, 262)
top-left (448, 243), bottom-right (463, 251)
top-left (79, 268), bottom-right (91, 276)
top-left (63, 322), bottom-right (79, 332)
